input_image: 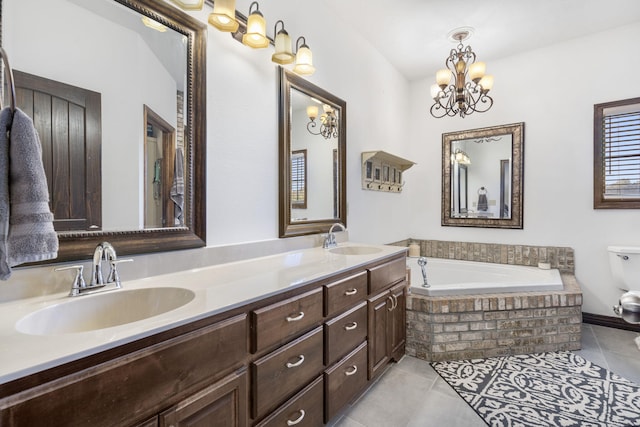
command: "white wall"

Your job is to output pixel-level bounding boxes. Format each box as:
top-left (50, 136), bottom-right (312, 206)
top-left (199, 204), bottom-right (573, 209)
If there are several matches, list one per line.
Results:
top-left (406, 22), bottom-right (640, 316)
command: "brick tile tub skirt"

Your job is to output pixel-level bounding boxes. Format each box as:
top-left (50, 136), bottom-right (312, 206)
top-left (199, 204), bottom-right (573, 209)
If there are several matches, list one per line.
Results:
top-left (405, 273), bottom-right (583, 362)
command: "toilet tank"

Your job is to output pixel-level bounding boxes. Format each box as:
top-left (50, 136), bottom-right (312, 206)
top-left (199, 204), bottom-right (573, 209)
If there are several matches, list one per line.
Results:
top-left (608, 246), bottom-right (640, 291)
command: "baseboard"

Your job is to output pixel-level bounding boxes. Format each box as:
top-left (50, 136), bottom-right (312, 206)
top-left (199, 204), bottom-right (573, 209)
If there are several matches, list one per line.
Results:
top-left (582, 312), bottom-right (640, 332)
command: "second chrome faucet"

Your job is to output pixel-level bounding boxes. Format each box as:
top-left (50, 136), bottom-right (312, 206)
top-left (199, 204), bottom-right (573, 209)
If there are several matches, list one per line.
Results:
top-left (323, 222), bottom-right (346, 249)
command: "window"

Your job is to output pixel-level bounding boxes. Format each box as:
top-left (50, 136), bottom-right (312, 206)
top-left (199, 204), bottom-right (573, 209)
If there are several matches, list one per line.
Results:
top-left (594, 97), bottom-right (640, 209)
top-left (291, 150), bottom-right (307, 209)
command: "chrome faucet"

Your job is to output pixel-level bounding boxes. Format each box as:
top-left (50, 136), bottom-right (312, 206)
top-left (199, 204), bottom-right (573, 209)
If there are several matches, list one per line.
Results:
top-left (417, 257), bottom-right (429, 288)
top-left (55, 242), bottom-right (132, 296)
top-left (323, 222), bottom-right (346, 249)
top-left (92, 241), bottom-right (115, 286)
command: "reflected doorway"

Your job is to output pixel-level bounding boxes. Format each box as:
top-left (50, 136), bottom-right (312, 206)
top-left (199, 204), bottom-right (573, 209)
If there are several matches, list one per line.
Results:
top-left (144, 105), bottom-right (175, 228)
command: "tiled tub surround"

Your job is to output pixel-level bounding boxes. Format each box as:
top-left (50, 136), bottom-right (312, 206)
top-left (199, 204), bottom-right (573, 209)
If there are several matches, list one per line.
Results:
top-left (391, 240), bottom-right (582, 362)
top-left (392, 239), bottom-right (575, 273)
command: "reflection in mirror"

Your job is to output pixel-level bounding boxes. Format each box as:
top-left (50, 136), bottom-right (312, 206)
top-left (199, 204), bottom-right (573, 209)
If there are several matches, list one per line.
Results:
top-left (279, 68), bottom-right (346, 238)
top-left (442, 123), bottom-right (524, 229)
top-left (1, 0), bottom-right (206, 261)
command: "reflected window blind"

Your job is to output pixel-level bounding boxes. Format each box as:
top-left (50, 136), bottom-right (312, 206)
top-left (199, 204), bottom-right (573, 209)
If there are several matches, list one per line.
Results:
top-left (603, 109), bottom-right (640, 198)
top-left (291, 150), bottom-right (307, 208)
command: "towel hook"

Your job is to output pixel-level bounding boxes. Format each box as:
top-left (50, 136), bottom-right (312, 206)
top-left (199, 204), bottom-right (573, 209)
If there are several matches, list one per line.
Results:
top-left (0, 47), bottom-right (16, 114)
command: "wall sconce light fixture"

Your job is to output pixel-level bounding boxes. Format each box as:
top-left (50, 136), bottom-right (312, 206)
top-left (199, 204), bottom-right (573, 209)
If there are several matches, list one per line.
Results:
top-left (242, 2), bottom-right (269, 48)
top-left (272, 20), bottom-right (294, 65)
top-left (169, 0), bottom-right (204, 10)
top-left (430, 27), bottom-right (494, 118)
top-left (307, 103), bottom-right (338, 139)
top-left (208, 0), bottom-right (239, 32)
top-left (293, 37), bottom-right (315, 76)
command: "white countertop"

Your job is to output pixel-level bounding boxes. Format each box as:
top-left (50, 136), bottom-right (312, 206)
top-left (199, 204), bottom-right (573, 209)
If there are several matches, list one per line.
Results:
top-left (0, 242), bottom-right (405, 385)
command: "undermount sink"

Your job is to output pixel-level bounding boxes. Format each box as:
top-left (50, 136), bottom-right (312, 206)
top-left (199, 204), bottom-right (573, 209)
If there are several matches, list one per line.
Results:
top-left (329, 246), bottom-right (383, 256)
top-left (16, 287), bottom-right (196, 335)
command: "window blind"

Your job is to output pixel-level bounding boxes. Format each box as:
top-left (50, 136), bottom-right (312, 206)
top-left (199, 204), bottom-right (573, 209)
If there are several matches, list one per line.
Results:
top-left (603, 110), bottom-right (640, 198)
top-left (291, 150), bottom-right (306, 208)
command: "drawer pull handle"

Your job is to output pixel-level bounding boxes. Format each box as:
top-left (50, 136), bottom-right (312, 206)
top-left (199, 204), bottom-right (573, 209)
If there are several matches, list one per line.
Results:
top-left (344, 322), bottom-right (358, 331)
top-left (286, 354), bottom-right (305, 368)
top-left (287, 409), bottom-right (306, 426)
top-left (345, 365), bottom-right (358, 376)
top-left (345, 288), bottom-right (358, 296)
top-left (286, 312), bottom-right (305, 322)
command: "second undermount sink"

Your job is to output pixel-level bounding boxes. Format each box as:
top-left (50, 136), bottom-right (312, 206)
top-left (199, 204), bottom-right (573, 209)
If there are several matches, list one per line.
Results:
top-left (16, 287), bottom-right (196, 335)
top-left (329, 246), bottom-right (383, 256)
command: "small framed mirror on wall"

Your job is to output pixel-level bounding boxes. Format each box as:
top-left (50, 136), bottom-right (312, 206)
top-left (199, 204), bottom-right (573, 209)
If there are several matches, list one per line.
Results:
top-left (442, 122), bottom-right (524, 229)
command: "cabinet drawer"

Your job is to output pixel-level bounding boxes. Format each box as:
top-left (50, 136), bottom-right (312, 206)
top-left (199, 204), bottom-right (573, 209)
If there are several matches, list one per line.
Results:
top-left (324, 302), bottom-right (367, 366)
top-left (324, 271), bottom-right (367, 318)
top-left (368, 257), bottom-right (406, 294)
top-left (251, 288), bottom-right (323, 354)
top-left (251, 327), bottom-right (324, 419)
top-left (324, 342), bottom-right (368, 423)
top-left (254, 376), bottom-right (324, 427)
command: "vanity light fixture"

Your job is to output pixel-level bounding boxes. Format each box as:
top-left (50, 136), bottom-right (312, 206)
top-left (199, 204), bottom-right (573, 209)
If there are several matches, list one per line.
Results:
top-left (208, 0), bottom-right (239, 32)
top-left (272, 20), bottom-right (294, 65)
top-left (141, 16), bottom-right (167, 32)
top-left (242, 2), bottom-right (269, 49)
top-left (169, 0), bottom-right (204, 10)
top-left (430, 27), bottom-right (494, 118)
top-left (307, 103), bottom-right (339, 139)
top-left (293, 37), bottom-right (315, 76)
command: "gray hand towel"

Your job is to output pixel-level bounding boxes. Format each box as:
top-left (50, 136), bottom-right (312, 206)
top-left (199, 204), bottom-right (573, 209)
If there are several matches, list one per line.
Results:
top-left (6, 108), bottom-right (58, 269)
top-left (0, 108), bottom-right (11, 279)
top-left (170, 147), bottom-right (185, 226)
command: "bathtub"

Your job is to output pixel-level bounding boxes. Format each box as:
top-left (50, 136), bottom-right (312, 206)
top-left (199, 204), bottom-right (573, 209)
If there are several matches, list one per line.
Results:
top-left (407, 257), bottom-right (564, 296)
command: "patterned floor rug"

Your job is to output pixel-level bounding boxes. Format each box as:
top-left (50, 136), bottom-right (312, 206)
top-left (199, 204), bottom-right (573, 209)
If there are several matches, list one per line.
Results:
top-left (431, 351), bottom-right (640, 427)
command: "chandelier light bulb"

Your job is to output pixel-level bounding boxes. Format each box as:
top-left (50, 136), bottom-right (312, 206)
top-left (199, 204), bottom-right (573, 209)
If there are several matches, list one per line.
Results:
top-left (468, 62), bottom-right (486, 82)
top-left (436, 69), bottom-right (452, 87)
top-left (479, 75), bottom-right (494, 92)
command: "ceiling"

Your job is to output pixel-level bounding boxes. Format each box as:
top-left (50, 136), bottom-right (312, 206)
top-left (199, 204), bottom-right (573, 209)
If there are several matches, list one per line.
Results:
top-left (321, 0), bottom-right (640, 82)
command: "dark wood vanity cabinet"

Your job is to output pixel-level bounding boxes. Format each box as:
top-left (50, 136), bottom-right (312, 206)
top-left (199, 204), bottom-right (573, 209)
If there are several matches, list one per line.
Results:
top-left (0, 252), bottom-right (407, 427)
top-left (367, 257), bottom-right (407, 380)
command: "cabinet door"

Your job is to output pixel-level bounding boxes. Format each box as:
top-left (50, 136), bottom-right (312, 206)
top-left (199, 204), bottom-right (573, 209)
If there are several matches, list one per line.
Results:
top-left (367, 290), bottom-right (391, 380)
top-left (159, 370), bottom-right (247, 427)
top-left (389, 281), bottom-right (407, 361)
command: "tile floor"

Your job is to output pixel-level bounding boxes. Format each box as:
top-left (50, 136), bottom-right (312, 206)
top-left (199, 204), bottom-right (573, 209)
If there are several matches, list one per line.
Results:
top-left (329, 324), bottom-right (640, 427)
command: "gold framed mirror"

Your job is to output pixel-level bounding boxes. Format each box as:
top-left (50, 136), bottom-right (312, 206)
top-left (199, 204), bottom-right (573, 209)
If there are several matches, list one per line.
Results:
top-left (278, 68), bottom-right (347, 237)
top-left (1, 0), bottom-right (207, 261)
top-left (442, 122), bottom-right (524, 229)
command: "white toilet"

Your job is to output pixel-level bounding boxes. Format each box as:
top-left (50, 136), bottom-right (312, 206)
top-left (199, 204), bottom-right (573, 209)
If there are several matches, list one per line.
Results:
top-left (608, 246), bottom-right (640, 323)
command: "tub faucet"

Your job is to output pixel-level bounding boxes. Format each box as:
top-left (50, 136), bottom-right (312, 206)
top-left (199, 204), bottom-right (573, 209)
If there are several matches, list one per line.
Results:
top-left (323, 222), bottom-right (346, 248)
top-left (417, 257), bottom-right (429, 288)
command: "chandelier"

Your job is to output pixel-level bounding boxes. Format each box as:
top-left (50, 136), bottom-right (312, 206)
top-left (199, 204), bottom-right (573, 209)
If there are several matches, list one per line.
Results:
top-left (430, 28), bottom-right (494, 118)
top-left (306, 104), bottom-right (339, 139)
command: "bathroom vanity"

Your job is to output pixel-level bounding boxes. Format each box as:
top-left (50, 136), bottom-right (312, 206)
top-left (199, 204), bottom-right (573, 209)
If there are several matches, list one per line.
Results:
top-left (0, 243), bottom-right (407, 426)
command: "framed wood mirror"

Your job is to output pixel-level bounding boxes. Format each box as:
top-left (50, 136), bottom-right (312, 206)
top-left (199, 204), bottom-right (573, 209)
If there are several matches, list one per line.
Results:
top-left (442, 122), bottom-right (524, 229)
top-left (278, 68), bottom-right (347, 237)
top-left (1, 0), bottom-right (206, 262)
